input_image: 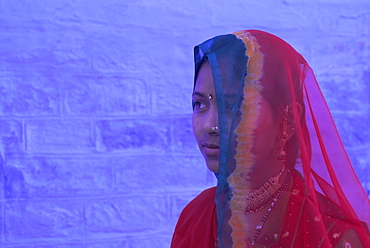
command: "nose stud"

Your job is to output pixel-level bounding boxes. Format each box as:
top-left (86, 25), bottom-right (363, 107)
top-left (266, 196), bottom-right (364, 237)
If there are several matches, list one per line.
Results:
top-left (211, 126), bottom-right (218, 131)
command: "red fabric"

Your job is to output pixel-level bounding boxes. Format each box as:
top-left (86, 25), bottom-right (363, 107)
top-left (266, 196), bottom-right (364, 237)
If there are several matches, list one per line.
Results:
top-left (171, 174), bottom-right (370, 247)
top-left (171, 188), bottom-right (217, 248)
top-left (177, 30), bottom-right (369, 247)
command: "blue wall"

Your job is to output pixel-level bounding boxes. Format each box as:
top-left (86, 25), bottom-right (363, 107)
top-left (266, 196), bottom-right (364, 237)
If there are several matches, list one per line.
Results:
top-left (0, 0), bottom-right (369, 247)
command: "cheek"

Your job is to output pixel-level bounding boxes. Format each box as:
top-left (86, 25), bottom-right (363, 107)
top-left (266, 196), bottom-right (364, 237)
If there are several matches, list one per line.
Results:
top-left (192, 115), bottom-right (201, 140)
top-left (251, 127), bottom-right (278, 158)
top-left (252, 110), bottom-right (280, 154)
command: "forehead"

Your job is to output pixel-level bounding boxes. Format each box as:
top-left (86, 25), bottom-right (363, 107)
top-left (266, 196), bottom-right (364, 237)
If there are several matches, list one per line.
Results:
top-left (194, 61), bottom-right (214, 93)
top-left (194, 60), bottom-right (243, 97)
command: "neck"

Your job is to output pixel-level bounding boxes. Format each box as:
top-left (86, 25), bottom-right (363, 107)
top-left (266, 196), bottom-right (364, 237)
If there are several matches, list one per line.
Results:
top-left (242, 162), bottom-right (286, 191)
top-left (229, 164), bottom-right (290, 214)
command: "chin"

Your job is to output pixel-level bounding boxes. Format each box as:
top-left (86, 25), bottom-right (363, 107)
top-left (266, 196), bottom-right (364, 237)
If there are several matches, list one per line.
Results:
top-left (206, 160), bottom-right (219, 173)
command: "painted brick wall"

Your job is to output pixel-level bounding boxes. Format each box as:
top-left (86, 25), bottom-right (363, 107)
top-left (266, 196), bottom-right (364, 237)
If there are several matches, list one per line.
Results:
top-left (0, 0), bottom-right (369, 247)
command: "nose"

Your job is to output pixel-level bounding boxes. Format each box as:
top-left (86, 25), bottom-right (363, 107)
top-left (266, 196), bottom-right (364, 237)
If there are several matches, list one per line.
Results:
top-left (202, 104), bottom-right (219, 134)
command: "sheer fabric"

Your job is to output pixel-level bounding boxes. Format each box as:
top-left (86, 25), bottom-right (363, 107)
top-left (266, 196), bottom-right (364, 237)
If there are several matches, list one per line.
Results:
top-left (172, 30), bottom-right (369, 247)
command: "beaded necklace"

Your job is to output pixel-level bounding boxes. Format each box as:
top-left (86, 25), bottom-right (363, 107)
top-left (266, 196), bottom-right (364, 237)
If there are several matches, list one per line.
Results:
top-left (230, 167), bottom-right (286, 214)
top-left (251, 170), bottom-right (291, 246)
top-left (214, 169), bottom-right (291, 247)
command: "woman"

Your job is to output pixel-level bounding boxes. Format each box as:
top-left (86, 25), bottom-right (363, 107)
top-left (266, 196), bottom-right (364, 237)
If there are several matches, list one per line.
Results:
top-left (171, 30), bottom-right (369, 247)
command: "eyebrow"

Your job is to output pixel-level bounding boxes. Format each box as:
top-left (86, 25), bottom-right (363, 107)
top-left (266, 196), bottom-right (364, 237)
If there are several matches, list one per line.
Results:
top-left (192, 91), bottom-right (207, 98)
top-left (224, 94), bottom-right (238, 98)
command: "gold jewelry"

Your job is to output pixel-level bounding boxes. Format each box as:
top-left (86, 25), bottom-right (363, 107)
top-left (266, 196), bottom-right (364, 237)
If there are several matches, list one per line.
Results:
top-left (277, 106), bottom-right (289, 162)
top-left (251, 170), bottom-right (291, 245)
top-left (230, 167), bottom-right (286, 214)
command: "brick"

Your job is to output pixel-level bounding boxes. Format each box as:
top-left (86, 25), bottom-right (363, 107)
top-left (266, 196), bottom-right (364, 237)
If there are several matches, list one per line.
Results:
top-left (316, 3), bottom-right (370, 32)
top-left (0, 33), bottom-right (56, 65)
top-left (4, 198), bottom-right (83, 243)
top-left (127, 236), bottom-right (171, 248)
top-left (85, 240), bottom-right (126, 248)
top-left (81, 1), bottom-right (210, 31)
top-left (172, 116), bottom-right (199, 154)
top-left (3, 241), bottom-right (126, 248)
top-left (25, 119), bottom-right (93, 153)
top-left (0, 22), bottom-right (90, 69)
top-left (316, 67), bottom-right (369, 115)
top-left (319, 73), bottom-right (369, 113)
top-left (84, 195), bottom-right (167, 238)
top-left (63, 73), bottom-right (149, 116)
top-left (211, 1), bottom-right (310, 30)
top-left (3, 155), bottom-right (114, 198)
top-left (332, 113), bottom-right (370, 149)
top-left (52, 2), bottom-right (84, 24)
top-left (94, 118), bottom-right (171, 153)
top-left (0, 202), bottom-right (2, 245)
top-left (346, 147), bottom-right (370, 183)
top-left (53, 28), bottom-right (91, 69)
top-left (310, 36), bottom-right (369, 74)
top-left (0, 68), bottom-right (60, 116)
top-left (0, 166), bottom-right (5, 199)
top-left (0, 120), bottom-right (23, 154)
top-left (151, 82), bottom-right (193, 115)
top-left (95, 44), bottom-right (155, 73)
top-left (1, 1), bottom-right (38, 17)
top-left (52, 1), bottom-right (108, 26)
top-left (90, 28), bottom-right (194, 113)
top-left (91, 33), bottom-right (136, 72)
top-left (0, 165), bottom-right (3, 199)
top-left (3, 243), bottom-right (85, 248)
top-left (115, 155), bottom-right (216, 193)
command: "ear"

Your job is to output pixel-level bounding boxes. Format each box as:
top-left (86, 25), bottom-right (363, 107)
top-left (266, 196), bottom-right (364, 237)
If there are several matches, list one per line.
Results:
top-left (287, 102), bottom-right (302, 140)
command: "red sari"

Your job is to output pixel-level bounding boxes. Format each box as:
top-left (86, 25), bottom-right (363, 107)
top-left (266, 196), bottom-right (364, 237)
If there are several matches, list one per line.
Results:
top-left (171, 173), bottom-right (369, 247)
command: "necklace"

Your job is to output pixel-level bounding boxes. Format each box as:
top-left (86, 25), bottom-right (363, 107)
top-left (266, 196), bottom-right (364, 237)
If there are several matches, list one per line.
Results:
top-left (230, 167), bottom-right (285, 214)
top-left (251, 170), bottom-right (291, 246)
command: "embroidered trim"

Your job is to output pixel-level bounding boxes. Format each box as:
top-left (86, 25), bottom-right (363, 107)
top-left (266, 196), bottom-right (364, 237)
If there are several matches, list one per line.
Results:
top-left (227, 30), bottom-right (264, 248)
top-left (230, 167), bottom-right (285, 213)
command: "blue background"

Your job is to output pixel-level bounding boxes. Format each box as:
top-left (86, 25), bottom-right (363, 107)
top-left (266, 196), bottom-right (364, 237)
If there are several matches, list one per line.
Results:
top-left (0, 0), bottom-right (369, 247)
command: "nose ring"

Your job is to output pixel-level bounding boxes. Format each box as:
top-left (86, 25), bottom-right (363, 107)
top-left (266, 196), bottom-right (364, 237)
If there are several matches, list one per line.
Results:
top-left (211, 126), bottom-right (218, 131)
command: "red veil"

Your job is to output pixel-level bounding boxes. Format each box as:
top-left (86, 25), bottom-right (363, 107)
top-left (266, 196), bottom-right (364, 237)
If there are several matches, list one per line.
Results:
top-left (172, 30), bottom-right (369, 247)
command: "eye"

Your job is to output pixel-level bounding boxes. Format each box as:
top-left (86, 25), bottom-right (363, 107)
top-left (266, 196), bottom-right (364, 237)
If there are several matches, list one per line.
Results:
top-left (193, 101), bottom-right (207, 110)
top-left (226, 102), bottom-right (235, 110)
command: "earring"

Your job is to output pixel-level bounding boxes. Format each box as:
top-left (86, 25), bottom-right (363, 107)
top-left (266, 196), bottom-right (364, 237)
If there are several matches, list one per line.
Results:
top-left (277, 106), bottom-right (289, 163)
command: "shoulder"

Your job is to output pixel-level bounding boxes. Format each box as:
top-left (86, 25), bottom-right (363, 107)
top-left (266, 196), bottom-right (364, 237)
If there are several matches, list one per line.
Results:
top-left (315, 188), bottom-right (370, 247)
top-left (171, 187), bottom-right (217, 248)
top-left (176, 186), bottom-right (216, 227)
top-left (285, 173), bottom-right (369, 247)
top-left (185, 187), bottom-right (217, 211)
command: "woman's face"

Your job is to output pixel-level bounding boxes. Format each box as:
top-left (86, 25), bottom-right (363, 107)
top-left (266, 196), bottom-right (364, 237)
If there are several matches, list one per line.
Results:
top-left (192, 61), bottom-right (219, 173)
top-left (192, 61), bottom-right (282, 176)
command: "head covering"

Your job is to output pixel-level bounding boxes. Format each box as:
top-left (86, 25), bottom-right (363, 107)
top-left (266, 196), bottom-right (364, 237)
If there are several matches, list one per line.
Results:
top-left (194, 30), bottom-right (369, 247)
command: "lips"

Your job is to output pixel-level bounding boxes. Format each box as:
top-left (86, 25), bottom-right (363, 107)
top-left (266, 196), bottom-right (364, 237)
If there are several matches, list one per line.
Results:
top-left (202, 142), bottom-right (220, 156)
